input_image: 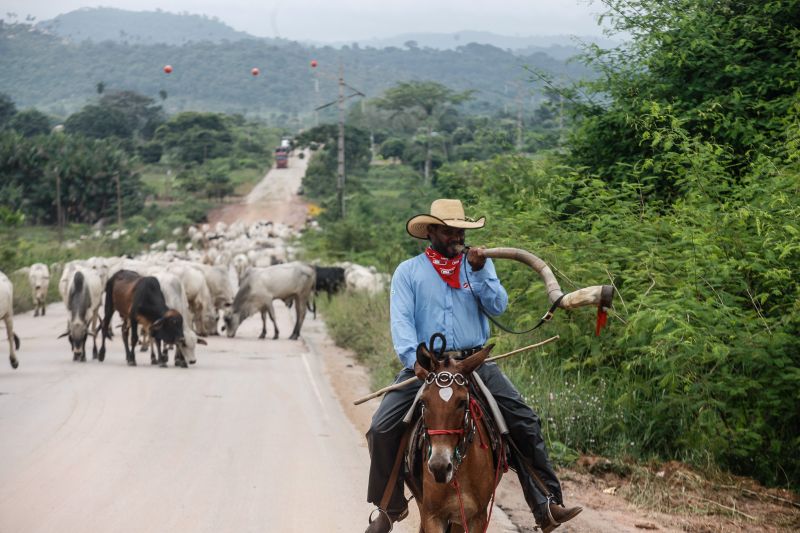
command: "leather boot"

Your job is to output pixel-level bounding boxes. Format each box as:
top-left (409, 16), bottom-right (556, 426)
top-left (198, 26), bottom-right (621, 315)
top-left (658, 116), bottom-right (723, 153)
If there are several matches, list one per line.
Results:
top-left (540, 502), bottom-right (582, 533)
top-left (364, 508), bottom-right (408, 533)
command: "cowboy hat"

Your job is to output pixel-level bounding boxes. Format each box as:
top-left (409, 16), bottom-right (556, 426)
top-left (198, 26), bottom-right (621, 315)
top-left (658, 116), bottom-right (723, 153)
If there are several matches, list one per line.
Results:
top-left (406, 199), bottom-right (485, 239)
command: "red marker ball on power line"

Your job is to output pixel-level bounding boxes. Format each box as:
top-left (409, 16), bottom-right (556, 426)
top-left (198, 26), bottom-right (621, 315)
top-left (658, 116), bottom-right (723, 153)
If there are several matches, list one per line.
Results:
top-left (163, 65), bottom-right (173, 74)
top-left (310, 60), bottom-right (318, 68)
top-left (251, 67), bottom-right (260, 76)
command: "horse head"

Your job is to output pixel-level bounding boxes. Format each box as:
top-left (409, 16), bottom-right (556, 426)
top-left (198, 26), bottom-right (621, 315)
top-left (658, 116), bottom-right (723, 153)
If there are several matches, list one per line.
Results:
top-left (416, 341), bottom-right (494, 484)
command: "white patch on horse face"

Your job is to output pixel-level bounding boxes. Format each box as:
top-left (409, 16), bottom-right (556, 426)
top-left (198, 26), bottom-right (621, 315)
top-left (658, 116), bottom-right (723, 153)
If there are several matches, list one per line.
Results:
top-left (439, 387), bottom-right (453, 402)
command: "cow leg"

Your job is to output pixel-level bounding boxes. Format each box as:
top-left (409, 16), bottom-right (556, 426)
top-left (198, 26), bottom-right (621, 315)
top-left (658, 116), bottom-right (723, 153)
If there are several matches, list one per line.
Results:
top-left (156, 340), bottom-right (167, 368)
top-left (289, 296), bottom-right (307, 340)
top-left (34, 306), bottom-right (39, 317)
top-left (41, 302), bottom-right (46, 316)
top-left (80, 334), bottom-right (87, 362)
top-left (127, 322), bottom-right (138, 366)
top-left (4, 316), bottom-right (18, 369)
top-left (267, 302), bottom-right (279, 339)
top-left (257, 310), bottom-right (267, 339)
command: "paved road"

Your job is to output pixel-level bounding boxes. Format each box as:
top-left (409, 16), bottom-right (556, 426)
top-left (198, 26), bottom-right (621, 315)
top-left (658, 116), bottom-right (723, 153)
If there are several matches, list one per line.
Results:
top-left (0, 302), bottom-right (373, 533)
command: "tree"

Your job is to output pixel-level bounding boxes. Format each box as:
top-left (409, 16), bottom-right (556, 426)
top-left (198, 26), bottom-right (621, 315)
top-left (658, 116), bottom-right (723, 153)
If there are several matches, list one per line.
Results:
top-left (0, 93), bottom-right (16, 129)
top-left (8, 109), bottom-right (51, 137)
top-left (379, 137), bottom-right (407, 161)
top-left (64, 104), bottom-right (133, 139)
top-left (99, 90), bottom-right (163, 139)
top-left (377, 81), bottom-right (472, 183)
top-left (155, 112), bottom-right (233, 164)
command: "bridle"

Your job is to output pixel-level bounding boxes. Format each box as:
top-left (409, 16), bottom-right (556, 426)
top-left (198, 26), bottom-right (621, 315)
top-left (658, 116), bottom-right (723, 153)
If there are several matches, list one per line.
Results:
top-left (421, 371), bottom-right (482, 473)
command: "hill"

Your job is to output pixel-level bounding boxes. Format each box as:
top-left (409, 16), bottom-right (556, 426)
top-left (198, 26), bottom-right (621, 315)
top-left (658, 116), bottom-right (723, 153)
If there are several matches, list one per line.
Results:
top-left (0, 22), bottom-right (596, 123)
top-left (36, 7), bottom-right (262, 46)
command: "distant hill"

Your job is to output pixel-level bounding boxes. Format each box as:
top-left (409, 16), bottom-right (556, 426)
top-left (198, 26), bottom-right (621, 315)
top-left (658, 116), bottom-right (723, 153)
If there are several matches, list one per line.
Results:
top-left (36, 7), bottom-right (263, 45)
top-left (0, 20), bottom-right (598, 123)
top-left (328, 31), bottom-right (619, 61)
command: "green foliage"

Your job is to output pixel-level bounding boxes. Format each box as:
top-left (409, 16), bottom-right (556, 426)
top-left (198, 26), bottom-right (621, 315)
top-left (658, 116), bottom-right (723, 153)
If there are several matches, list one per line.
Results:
top-left (0, 92), bottom-right (16, 127)
top-left (7, 109), bottom-right (51, 137)
top-left (64, 104), bottom-right (133, 139)
top-left (155, 111), bottom-right (233, 164)
top-left (569, 0), bottom-right (800, 186)
top-left (0, 131), bottom-right (144, 224)
top-left (0, 22), bottom-right (594, 122)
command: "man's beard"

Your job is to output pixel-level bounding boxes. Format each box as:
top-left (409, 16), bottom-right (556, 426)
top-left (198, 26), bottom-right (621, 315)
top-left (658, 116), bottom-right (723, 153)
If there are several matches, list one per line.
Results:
top-left (432, 240), bottom-right (464, 258)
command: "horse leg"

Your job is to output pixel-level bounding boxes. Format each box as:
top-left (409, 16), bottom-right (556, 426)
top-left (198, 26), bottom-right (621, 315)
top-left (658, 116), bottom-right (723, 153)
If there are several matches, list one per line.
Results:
top-left (258, 310), bottom-right (267, 339)
top-left (4, 316), bottom-right (18, 369)
top-left (41, 301), bottom-right (46, 316)
top-left (419, 514), bottom-right (449, 533)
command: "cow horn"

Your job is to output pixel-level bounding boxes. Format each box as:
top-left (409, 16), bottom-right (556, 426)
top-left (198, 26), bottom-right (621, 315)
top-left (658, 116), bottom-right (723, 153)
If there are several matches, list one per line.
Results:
top-left (197, 338), bottom-right (208, 345)
top-left (478, 247), bottom-right (614, 311)
top-left (58, 331), bottom-right (69, 339)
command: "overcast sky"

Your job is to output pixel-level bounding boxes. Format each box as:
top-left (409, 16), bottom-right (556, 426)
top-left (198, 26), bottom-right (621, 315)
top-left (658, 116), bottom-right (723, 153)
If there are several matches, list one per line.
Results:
top-left (2, 0), bottom-right (608, 42)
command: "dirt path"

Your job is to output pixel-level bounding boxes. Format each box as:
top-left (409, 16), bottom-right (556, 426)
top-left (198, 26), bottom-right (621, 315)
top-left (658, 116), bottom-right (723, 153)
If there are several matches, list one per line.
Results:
top-left (207, 149), bottom-right (311, 229)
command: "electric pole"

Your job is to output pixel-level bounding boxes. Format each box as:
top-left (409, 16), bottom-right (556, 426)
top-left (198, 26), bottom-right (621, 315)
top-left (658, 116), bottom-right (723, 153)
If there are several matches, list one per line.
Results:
top-left (337, 64), bottom-right (345, 218)
top-left (314, 63), bottom-right (365, 219)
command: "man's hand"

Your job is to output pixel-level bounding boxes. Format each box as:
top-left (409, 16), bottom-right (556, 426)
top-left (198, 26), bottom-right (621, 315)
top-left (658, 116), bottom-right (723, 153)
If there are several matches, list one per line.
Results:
top-left (467, 246), bottom-right (486, 271)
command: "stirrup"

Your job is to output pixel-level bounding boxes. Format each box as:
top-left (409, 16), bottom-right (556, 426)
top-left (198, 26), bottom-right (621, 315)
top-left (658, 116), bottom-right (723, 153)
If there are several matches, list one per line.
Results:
top-left (368, 508), bottom-right (394, 532)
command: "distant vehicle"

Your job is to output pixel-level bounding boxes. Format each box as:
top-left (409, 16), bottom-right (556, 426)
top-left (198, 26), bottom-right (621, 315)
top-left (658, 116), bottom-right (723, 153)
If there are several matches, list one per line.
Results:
top-left (275, 146), bottom-right (289, 169)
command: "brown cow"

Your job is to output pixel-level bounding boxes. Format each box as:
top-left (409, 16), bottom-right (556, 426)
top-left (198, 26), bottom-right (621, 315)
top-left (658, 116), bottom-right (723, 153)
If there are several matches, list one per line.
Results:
top-left (98, 270), bottom-right (184, 367)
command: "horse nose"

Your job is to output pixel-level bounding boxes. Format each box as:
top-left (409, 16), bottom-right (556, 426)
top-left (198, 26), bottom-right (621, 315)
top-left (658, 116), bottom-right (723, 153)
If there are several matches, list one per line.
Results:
top-left (428, 454), bottom-right (453, 484)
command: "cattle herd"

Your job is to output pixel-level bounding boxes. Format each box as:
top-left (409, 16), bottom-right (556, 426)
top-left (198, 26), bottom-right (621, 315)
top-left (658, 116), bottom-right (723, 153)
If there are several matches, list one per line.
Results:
top-left (0, 220), bottom-right (391, 370)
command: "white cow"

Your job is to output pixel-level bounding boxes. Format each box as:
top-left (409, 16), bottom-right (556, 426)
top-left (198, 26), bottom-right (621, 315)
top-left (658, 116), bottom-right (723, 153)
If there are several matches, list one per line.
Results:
top-left (59, 267), bottom-right (103, 361)
top-left (223, 262), bottom-right (315, 340)
top-left (166, 263), bottom-right (217, 336)
top-left (345, 264), bottom-right (389, 295)
top-left (153, 271), bottom-right (205, 367)
top-left (28, 263), bottom-right (50, 317)
top-left (0, 271), bottom-right (20, 369)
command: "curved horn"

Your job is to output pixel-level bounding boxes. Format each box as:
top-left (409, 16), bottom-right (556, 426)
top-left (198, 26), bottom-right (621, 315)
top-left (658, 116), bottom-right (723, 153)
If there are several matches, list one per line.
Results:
top-left (480, 247), bottom-right (614, 311)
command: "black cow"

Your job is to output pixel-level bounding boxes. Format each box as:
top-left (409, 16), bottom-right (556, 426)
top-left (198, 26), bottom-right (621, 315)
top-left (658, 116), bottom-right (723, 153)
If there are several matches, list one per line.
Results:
top-left (99, 270), bottom-right (184, 367)
top-left (314, 266), bottom-right (346, 300)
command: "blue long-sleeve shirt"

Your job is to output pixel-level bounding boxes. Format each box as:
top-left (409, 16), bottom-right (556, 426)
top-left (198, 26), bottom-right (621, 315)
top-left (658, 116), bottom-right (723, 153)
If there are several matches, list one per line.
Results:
top-left (390, 252), bottom-right (508, 369)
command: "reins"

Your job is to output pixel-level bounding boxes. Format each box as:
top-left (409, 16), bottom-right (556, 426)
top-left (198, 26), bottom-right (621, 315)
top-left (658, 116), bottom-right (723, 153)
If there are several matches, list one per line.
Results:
top-left (422, 371), bottom-right (505, 533)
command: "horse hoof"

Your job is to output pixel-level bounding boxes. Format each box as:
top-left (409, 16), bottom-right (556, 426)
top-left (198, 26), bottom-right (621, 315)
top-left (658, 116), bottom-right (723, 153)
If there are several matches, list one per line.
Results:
top-left (127, 360), bottom-right (137, 367)
top-left (98, 348), bottom-right (105, 362)
top-left (258, 333), bottom-right (266, 339)
top-left (10, 358), bottom-right (18, 369)
top-left (159, 362), bottom-right (168, 368)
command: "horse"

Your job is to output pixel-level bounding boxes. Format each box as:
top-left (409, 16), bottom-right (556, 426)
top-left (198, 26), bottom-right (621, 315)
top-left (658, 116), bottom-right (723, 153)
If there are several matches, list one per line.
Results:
top-left (407, 340), bottom-right (506, 533)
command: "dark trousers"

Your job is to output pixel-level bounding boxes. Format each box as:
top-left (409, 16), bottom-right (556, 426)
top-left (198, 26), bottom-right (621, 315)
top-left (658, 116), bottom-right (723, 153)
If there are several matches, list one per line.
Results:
top-left (366, 362), bottom-right (562, 522)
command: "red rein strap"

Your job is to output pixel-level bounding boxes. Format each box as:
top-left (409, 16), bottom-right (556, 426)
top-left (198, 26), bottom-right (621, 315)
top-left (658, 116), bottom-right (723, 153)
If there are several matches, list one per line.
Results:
top-left (427, 429), bottom-right (464, 436)
top-left (469, 398), bottom-right (489, 450)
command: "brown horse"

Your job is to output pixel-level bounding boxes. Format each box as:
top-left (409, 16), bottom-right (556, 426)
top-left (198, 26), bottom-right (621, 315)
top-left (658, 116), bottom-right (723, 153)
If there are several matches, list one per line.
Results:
top-left (409, 342), bottom-right (505, 533)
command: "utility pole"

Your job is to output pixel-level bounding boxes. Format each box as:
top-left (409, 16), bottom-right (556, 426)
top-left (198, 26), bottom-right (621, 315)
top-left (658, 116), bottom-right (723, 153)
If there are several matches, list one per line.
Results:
top-left (55, 171), bottom-right (63, 240)
top-left (314, 63), bottom-right (365, 220)
top-left (115, 172), bottom-right (123, 225)
top-left (337, 64), bottom-right (346, 218)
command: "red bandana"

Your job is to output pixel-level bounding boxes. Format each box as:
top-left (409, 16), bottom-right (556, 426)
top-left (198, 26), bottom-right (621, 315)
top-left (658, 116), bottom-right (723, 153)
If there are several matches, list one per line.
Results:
top-left (425, 247), bottom-right (462, 289)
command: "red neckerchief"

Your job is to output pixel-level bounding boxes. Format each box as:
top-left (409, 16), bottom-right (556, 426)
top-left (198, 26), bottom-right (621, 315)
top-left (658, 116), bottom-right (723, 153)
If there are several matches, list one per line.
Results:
top-left (425, 247), bottom-right (462, 289)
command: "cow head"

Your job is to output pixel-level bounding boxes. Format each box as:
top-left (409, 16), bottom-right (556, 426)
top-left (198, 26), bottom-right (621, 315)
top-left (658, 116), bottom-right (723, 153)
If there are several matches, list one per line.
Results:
top-left (61, 319), bottom-right (89, 361)
top-left (152, 310), bottom-right (185, 344)
top-left (222, 308), bottom-right (241, 338)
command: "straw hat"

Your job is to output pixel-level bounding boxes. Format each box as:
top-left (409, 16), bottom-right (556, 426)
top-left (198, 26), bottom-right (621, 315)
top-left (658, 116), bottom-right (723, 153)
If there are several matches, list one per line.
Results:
top-left (406, 199), bottom-right (485, 239)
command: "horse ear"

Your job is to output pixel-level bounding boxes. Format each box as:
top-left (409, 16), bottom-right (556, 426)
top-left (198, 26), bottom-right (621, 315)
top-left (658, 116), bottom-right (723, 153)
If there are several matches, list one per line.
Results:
top-left (459, 344), bottom-right (494, 375)
top-left (151, 318), bottom-right (164, 331)
top-left (416, 342), bottom-right (434, 371)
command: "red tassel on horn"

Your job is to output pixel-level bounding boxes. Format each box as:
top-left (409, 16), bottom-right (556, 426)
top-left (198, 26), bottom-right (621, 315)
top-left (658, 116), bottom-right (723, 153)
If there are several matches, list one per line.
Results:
top-left (595, 308), bottom-right (608, 336)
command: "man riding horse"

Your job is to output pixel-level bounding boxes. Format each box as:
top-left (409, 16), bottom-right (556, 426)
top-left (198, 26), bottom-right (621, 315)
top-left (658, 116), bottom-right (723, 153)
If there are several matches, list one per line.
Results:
top-left (364, 199), bottom-right (582, 532)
